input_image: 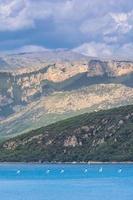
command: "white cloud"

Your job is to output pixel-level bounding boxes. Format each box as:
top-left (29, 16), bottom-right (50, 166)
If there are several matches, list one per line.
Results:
top-left (110, 12), bottom-right (133, 34)
top-left (80, 10), bottom-right (133, 40)
top-left (0, 0), bottom-right (132, 33)
top-left (73, 42), bottom-right (133, 60)
top-left (0, 0), bottom-right (133, 59)
top-left (0, 0), bottom-right (132, 46)
top-left (0, 0), bottom-right (57, 31)
top-left (0, 0), bottom-right (35, 31)
top-left (73, 42), bottom-right (113, 58)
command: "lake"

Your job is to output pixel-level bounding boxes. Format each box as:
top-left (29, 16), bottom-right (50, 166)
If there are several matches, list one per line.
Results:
top-left (0, 163), bottom-right (133, 200)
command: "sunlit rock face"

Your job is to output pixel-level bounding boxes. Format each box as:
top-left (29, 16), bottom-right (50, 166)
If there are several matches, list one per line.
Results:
top-left (0, 51), bottom-right (133, 106)
top-left (0, 51), bottom-right (87, 107)
top-left (0, 51), bottom-right (133, 138)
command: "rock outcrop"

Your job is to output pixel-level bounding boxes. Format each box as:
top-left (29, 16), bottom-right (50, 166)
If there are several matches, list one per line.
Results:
top-left (0, 52), bottom-right (133, 111)
top-left (0, 51), bottom-right (133, 138)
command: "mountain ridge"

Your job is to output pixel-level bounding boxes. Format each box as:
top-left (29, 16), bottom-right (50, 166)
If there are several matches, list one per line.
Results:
top-left (0, 51), bottom-right (133, 138)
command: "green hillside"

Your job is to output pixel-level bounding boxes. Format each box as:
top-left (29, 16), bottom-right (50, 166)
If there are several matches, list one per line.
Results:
top-left (0, 105), bottom-right (133, 162)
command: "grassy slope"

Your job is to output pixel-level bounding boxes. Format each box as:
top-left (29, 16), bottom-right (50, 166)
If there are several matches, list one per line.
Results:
top-left (0, 105), bottom-right (133, 162)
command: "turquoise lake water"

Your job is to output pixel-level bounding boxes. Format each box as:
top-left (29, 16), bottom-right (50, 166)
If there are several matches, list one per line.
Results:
top-left (0, 163), bottom-right (133, 200)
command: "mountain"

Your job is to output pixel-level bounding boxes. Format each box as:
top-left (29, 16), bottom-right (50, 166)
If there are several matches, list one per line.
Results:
top-left (0, 50), bottom-right (133, 138)
top-left (0, 104), bottom-right (133, 162)
top-left (0, 83), bottom-right (133, 139)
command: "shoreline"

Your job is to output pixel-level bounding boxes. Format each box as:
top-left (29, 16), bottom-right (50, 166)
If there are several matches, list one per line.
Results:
top-left (0, 161), bottom-right (133, 165)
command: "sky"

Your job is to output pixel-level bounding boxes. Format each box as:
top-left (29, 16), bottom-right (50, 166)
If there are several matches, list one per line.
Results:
top-left (0, 0), bottom-right (133, 59)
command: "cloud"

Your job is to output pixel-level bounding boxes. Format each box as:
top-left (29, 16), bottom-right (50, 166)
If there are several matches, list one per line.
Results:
top-left (0, 0), bottom-right (133, 32)
top-left (0, 0), bottom-right (56, 31)
top-left (80, 10), bottom-right (133, 44)
top-left (0, 0), bottom-right (34, 31)
top-left (73, 42), bottom-right (113, 58)
top-left (109, 12), bottom-right (133, 34)
top-left (0, 0), bottom-right (133, 59)
top-left (73, 42), bottom-right (133, 60)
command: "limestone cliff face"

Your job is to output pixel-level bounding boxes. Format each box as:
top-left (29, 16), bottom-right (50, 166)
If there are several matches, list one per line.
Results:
top-left (0, 52), bottom-right (133, 118)
top-left (88, 60), bottom-right (133, 77)
top-left (1, 60), bottom-right (133, 99)
top-left (0, 62), bottom-right (88, 106)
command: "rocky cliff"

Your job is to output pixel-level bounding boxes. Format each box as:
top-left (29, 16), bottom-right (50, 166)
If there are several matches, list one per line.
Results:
top-left (0, 51), bottom-right (133, 138)
top-left (0, 52), bottom-right (133, 112)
